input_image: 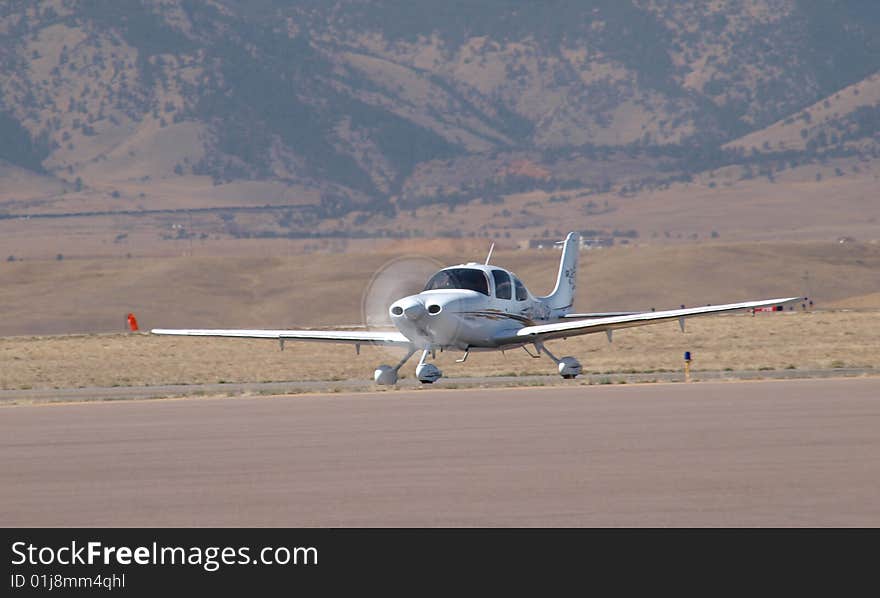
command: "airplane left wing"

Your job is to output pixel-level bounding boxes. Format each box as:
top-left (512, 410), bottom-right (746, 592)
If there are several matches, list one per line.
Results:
top-left (512, 297), bottom-right (802, 343)
top-left (151, 328), bottom-right (412, 347)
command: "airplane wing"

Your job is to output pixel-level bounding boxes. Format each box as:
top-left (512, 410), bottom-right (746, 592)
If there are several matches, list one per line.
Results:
top-left (561, 311), bottom-right (643, 319)
top-left (513, 297), bottom-right (802, 343)
top-left (151, 328), bottom-right (412, 347)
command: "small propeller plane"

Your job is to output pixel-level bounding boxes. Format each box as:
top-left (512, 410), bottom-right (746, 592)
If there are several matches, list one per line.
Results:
top-left (152, 232), bottom-right (801, 385)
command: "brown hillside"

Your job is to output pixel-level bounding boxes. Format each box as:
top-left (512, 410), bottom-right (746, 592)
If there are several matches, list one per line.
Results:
top-left (725, 71), bottom-right (880, 153)
top-left (4, 0), bottom-right (880, 222)
top-left (353, 157), bottom-right (880, 244)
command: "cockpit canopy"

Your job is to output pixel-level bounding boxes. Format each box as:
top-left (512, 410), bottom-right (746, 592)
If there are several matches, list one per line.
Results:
top-left (423, 268), bottom-right (489, 295)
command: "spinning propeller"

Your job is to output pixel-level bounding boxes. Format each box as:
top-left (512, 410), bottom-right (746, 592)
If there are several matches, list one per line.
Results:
top-left (360, 255), bottom-right (444, 356)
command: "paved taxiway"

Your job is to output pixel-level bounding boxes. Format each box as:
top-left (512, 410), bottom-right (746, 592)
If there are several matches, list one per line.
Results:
top-left (2, 378), bottom-right (878, 526)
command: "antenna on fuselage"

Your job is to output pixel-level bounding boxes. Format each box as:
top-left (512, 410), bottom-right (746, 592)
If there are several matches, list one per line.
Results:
top-left (484, 242), bottom-right (495, 265)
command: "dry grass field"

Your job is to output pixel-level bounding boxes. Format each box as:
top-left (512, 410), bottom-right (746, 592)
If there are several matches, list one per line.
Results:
top-left (2, 234), bottom-right (877, 391)
top-left (0, 239), bottom-right (878, 336)
top-left (1, 310), bottom-right (876, 391)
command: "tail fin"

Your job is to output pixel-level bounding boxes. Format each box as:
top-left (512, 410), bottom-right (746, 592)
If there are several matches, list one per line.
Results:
top-left (541, 232), bottom-right (580, 315)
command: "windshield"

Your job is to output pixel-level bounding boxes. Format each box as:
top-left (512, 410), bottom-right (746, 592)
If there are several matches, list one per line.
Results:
top-left (424, 268), bottom-right (490, 295)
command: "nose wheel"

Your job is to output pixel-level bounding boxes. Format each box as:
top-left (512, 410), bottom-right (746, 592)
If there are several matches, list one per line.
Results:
top-left (415, 349), bottom-right (442, 384)
top-left (373, 348), bottom-right (442, 385)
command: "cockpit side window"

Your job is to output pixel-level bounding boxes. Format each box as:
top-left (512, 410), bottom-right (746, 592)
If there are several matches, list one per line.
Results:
top-left (424, 268), bottom-right (489, 295)
top-left (492, 269), bottom-right (512, 300)
top-left (514, 277), bottom-right (528, 301)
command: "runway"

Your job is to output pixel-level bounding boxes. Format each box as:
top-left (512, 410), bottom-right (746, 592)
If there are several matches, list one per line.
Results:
top-left (2, 378), bottom-right (879, 526)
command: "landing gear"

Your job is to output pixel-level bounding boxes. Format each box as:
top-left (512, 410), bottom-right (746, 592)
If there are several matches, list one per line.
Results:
top-left (538, 343), bottom-right (582, 379)
top-left (373, 348), bottom-right (442, 385)
top-left (373, 365), bottom-right (399, 385)
top-left (415, 349), bottom-right (442, 384)
top-left (373, 348), bottom-right (416, 385)
top-left (557, 357), bottom-right (583, 379)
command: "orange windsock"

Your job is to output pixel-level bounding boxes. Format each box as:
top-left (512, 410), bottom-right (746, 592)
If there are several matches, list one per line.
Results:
top-left (127, 312), bottom-right (139, 332)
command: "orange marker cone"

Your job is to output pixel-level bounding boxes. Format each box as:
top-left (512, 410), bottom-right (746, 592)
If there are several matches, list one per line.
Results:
top-left (127, 312), bottom-right (139, 332)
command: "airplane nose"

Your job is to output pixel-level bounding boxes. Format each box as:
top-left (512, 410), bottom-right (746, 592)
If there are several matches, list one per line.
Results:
top-left (404, 302), bottom-right (427, 321)
top-left (390, 298), bottom-right (427, 321)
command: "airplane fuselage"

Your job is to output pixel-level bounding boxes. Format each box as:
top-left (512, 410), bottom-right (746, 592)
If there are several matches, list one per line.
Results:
top-left (389, 263), bottom-right (557, 350)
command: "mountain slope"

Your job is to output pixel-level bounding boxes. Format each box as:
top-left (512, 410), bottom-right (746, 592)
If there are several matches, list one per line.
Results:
top-left (1, 0), bottom-right (880, 217)
top-left (725, 71), bottom-right (880, 153)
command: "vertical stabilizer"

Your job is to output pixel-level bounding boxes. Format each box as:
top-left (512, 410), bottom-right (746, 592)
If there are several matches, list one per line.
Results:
top-left (541, 232), bottom-right (580, 315)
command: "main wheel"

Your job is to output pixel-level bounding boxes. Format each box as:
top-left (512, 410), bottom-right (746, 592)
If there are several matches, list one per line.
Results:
top-left (557, 357), bottom-right (583, 379)
top-left (373, 365), bottom-right (399, 385)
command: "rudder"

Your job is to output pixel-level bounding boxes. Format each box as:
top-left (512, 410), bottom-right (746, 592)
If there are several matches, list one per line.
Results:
top-left (541, 232), bottom-right (580, 315)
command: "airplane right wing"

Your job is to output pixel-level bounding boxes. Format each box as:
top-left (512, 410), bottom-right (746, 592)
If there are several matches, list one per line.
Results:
top-left (151, 328), bottom-right (412, 347)
top-left (511, 297), bottom-right (803, 344)
top-left (561, 311), bottom-right (643, 319)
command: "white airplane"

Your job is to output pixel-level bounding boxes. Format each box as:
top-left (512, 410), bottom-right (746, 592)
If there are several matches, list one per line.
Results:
top-left (152, 232), bottom-right (800, 385)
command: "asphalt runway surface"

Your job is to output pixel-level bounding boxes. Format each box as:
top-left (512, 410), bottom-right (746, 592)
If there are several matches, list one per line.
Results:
top-left (2, 378), bottom-right (878, 526)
